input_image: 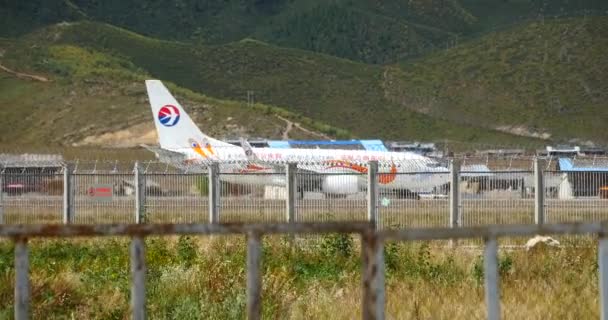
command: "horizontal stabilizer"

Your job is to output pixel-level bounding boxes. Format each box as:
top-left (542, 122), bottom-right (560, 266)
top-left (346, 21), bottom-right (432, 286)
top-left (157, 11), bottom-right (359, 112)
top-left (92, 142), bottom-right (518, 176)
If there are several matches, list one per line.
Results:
top-left (140, 144), bottom-right (185, 162)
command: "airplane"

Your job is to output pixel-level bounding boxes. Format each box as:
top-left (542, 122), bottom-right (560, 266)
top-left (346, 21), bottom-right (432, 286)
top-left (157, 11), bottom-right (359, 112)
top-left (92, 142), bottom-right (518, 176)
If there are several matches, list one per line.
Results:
top-left (143, 80), bottom-right (453, 197)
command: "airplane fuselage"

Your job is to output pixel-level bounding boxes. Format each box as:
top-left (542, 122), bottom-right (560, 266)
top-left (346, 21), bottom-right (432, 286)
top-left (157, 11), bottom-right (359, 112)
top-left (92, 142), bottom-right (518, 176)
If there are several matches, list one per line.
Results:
top-left (145, 79), bottom-right (450, 195)
top-left (170, 145), bottom-right (450, 193)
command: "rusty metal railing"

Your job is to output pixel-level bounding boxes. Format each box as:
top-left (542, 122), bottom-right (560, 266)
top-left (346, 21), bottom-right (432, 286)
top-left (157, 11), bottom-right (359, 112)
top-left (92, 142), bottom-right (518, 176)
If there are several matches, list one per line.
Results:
top-left (4, 221), bottom-right (608, 320)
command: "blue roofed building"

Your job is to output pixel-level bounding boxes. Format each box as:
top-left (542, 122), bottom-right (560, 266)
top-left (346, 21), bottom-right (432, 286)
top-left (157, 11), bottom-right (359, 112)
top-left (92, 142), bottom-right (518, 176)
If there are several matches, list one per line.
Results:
top-left (558, 157), bottom-right (608, 197)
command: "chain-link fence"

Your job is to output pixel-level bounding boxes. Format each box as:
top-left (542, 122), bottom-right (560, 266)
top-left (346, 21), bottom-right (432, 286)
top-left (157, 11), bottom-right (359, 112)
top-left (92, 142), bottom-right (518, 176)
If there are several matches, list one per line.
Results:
top-left (1, 171), bottom-right (63, 224)
top-left (460, 170), bottom-right (535, 227)
top-left (378, 172), bottom-right (450, 229)
top-left (219, 172), bottom-right (286, 223)
top-left (1, 158), bottom-right (607, 242)
top-left (296, 172), bottom-right (367, 223)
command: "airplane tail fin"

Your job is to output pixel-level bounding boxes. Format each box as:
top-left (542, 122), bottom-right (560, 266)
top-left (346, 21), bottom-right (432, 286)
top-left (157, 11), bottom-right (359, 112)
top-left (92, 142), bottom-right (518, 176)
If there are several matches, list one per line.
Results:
top-left (145, 80), bottom-right (233, 155)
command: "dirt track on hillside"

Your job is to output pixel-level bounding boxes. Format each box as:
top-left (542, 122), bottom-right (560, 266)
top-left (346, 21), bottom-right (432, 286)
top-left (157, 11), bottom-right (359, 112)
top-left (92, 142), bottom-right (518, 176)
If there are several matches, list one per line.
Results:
top-left (0, 63), bottom-right (50, 82)
top-left (276, 115), bottom-right (330, 140)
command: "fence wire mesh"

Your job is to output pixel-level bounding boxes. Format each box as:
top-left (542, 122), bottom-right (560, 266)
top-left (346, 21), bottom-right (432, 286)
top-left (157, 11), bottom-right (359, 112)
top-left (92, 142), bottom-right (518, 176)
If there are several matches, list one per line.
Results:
top-left (545, 170), bottom-right (608, 224)
top-left (379, 172), bottom-right (450, 229)
top-left (0, 157), bottom-right (607, 245)
top-left (460, 171), bottom-right (535, 227)
top-left (219, 173), bottom-right (286, 223)
top-left (144, 173), bottom-right (209, 223)
top-left (1, 172), bottom-right (63, 224)
top-left (544, 170), bottom-right (608, 244)
top-left (73, 173), bottom-right (134, 224)
top-left (296, 172), bottom-right (367, 223)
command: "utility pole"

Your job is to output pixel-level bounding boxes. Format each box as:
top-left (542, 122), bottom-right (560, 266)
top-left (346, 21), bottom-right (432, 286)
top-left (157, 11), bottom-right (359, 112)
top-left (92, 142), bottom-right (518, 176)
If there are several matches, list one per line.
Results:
top-left (247, 90), bottom-right (254, 108)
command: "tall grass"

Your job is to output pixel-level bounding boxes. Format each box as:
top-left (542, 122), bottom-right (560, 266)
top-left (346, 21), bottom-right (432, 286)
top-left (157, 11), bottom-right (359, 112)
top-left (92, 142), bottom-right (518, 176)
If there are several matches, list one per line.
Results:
top-left (0, 236), bottom-right (599, 319)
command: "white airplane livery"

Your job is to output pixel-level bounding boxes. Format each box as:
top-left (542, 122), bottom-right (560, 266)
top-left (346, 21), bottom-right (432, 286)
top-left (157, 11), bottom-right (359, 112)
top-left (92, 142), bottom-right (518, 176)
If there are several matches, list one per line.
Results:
top-left (144, 80), bottom-right (451, 196)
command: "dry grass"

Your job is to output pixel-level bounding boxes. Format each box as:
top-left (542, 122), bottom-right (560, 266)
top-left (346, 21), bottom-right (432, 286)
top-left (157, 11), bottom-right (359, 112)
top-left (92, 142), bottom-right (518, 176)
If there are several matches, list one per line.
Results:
top-left (0, 235), bottom-right (601, 319)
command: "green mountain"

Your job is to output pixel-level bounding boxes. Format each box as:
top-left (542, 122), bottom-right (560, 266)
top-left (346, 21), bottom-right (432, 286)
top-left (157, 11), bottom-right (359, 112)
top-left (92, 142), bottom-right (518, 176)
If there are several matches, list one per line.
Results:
top-left (38, 19), bottom-right (608, 144)
top-left (0, 34), bottom-right (342, 148)
top-left (2, 0), bottom-right (607, 64)
top-left (1, 2), bottom-right (607, 150)
top-left (385, 16), bottom-right (608, 144)
top-left (9, 22), bottom-right (546, 146)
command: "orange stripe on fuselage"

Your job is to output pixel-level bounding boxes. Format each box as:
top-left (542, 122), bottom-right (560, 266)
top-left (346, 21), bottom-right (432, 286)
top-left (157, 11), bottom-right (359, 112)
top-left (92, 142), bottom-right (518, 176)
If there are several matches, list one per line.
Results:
top-left (205, 144), bottom-right (215, 155)
top-left (239, 163), bottom-right (269, 173)
top-left (324, 160), bottom-right (397, 185)
top-left (378, 163), bottom-right (398, 184)
top-left (324, 160), bottom-right (368, 174)
top-left (189, 138), bottom-right (209, 159)
top-left (193, 146), bottom-right (208, 158)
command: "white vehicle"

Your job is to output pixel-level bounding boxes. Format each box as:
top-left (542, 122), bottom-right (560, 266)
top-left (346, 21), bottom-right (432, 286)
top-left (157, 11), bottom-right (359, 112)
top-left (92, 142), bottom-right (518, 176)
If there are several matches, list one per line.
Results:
top-left (144, 80), bottom-right (450, 196)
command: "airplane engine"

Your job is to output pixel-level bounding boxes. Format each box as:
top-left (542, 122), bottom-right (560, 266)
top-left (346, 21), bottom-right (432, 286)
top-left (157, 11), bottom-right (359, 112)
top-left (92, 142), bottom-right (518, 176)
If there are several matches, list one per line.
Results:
top-left (321, 175), bottom-right (360, 195)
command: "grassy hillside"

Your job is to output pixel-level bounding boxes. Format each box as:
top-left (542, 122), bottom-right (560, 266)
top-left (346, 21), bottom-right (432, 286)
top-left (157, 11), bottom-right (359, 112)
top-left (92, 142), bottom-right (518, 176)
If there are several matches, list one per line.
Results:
top-left (2, 0), bottom-right (606, 64)
top-left (0, 36), bottom-right (342, 147)
top-left (54, 23), bottom-right (385, 132)
top-left (250, 0), bottom-right (470, 64)
top-left (0, 0), bottom-right (463, 63)
top-left (385, 16), bottom-right (608, 143)
top-left (44, 22), bottom-right (546, 145)
top-left (4, 17), bottom-right (608, 148)
top-left (461, 0), bottom-right (608, 30)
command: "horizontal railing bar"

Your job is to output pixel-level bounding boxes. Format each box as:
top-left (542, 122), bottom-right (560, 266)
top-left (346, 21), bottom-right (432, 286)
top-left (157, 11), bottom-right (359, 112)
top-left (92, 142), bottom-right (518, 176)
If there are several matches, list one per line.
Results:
top-left (375, 171), bottom-right (448, 175)
top-left (71, 173), bottom-right (134, 176)
top-left (43, 169), bottom-right (608, 175)
top-left (0, 170), bottom-right (564, 175)
top-left (142, 173), bottom-right (208, 176)
top-left (381, 222), bottom-right (606, 241)
top-left (0, 222), bottom-right (607, 240)
top-left (0, 222), bottom-right (372, 238)
top-left (217, 173), bottom-right (287, 176)
top-left (460, 171), bottom-right (534, 175)
top-left (545, 170), bottom-right (608, 173)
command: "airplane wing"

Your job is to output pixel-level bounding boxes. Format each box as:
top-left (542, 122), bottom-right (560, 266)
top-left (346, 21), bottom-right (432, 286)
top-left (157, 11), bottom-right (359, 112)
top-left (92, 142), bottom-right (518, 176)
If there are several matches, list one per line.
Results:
top-left (140, 144), bottom-right (211, 173)
top-left (238, 138), bottom-right (289, 174)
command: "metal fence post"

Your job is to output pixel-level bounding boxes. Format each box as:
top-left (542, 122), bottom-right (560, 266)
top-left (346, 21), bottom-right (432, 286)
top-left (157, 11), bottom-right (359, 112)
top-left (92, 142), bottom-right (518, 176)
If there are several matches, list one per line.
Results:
top-left (0, 171), bottom-right (4, 224)
top-left (534, 158), bottom-right (545, 225)
top-left (134, 162), bottom-right (146, 224)
top-left (361, 230), bottom-right (385, 320)
top-left (484, 237), bottom-right (500, 320)
top-left (450, 159), bottom-right (461, 228)
top-left (247, 233), bottom-right (262, 320)
top-left (63, 164), bottom-right (74, 224)
top-left (600, 236), bottom-right (608, 320)
top-left (131, 236), bottom-right (146, 320)
top-left (14, 238), bottom-right (29, 320)
top-left (286, 163), bottom-right (296, 224)
top-left (367, 161), bottom-right (379, 229)
top-left (208, 162), bottom-right (220, 224)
